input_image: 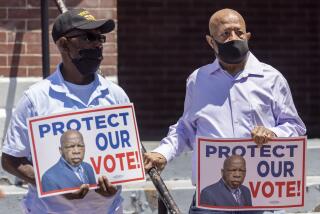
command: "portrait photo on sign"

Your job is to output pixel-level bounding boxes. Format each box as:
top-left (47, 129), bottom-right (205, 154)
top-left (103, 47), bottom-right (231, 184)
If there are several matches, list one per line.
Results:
top-left (28, 104), bottom-right (145, 198)
top-left (41, 129), bottom-right (97, 193)
top-left (196, 137), bottom-right (306, 211)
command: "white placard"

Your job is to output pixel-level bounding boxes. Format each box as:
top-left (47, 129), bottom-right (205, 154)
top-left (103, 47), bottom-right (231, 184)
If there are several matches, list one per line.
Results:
top-left (28, 103), bottom-right (145, 198)
top-left (196, 137), bottom-right (306, 211)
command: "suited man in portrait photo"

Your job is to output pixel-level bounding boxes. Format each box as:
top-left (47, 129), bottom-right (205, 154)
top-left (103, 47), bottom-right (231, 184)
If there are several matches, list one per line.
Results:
top-left (200, 154), bottom-right (252, 207)
top-left (41, 129), bottom-right (96, 193)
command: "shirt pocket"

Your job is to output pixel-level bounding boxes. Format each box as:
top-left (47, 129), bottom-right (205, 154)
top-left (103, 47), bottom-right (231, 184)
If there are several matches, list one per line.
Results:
top-left (250, 103), bottom-right (275, 127)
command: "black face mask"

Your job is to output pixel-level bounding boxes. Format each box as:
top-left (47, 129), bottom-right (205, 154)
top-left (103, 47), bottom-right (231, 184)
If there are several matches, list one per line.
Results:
top-left (71, 48), bottom-right (103, 75)
top-left (214, 39), bottom-right (249, 64)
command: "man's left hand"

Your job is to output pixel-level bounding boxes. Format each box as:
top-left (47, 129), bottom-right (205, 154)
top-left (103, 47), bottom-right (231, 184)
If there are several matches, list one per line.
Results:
top-left (63, 184), bottom-right (90, 200)
top-left (95, 176), bottom-right (118, 197)
top-left (251, 126), bottom-right (276, 147)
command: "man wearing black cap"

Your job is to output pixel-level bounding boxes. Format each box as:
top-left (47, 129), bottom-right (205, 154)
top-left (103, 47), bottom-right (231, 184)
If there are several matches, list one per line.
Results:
top-left (1, 9), bottom-right (128, 213)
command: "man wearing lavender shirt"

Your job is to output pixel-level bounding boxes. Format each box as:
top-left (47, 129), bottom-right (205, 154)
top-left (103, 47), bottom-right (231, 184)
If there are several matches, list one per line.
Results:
top-left (144, 8), bottom-right (306, 214)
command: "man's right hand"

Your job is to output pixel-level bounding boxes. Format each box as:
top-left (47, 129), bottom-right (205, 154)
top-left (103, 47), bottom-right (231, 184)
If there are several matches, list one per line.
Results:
top-left (63, 184), bottom-right (90, 200)
top-left (1, 153), bottom-right (36, 185)
top-left (143, 152), bottom-right (167, 173)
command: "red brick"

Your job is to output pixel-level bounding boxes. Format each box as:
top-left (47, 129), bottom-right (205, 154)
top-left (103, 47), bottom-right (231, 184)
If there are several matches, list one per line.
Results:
top-left (48, 9), bottom-right (61, 19)
top-left (101, 55), bottom-right (117, 66)
top-left (0, 0), bottom-right (26, 7)
top-left (27, 20), bottom-right (41, 31)
top-left (27, 66), bottom-right (60, 76)
top-left (0, 2), bottom-right (120, 86)
top-left (74, 0), bottom-right (101, 8)
top-left (0, 67), bottom-right (27, 77)
top-left (8, 32), bottom-right (41, 43)
top-left (0, 32), bottom-right (6, 42)
top-left (0, 20), bottom-right (25, 31)
top-left (28, 0), bottom-right (103, 8)
top-left (0, 56), bottom-right (7, 65)
top-left (8, 55), bottom-right (42, 66)
top-left (0, 43), bottom-right (26, 54)
top-left (90, 9), bottom-right (117, 20)
top-left (26, 43), bottom-right (57, 54)
top-left (8, 9), bottom-right (59, 19)
top-left (50, 55), bottom-right (62, 64)
top-left (50, 45), bottom-right (60, 54)
top-left (27, 67), bottom-right (49, 76)
top-left (103, 43), bottom-right (117, 54)
top-left (100, 66), bottom-right (117, 76)
top-left (8, 55), bottom-right (61, 67)
top-left (49, 35), bottom-right (56, 44)
top-left (26, 0), bottom-right (58, 7)
top-left (100, 0), bottom-right (117, 8)
top-left (105, 33), bottom-right (116, 42)
top-left (8, 9), bottom-right (40, 19)
top-left (0, 9), bottom-right (7, 19)
top-left (7, 32), bottom-right (23, 43)
top-left (26, 43), bottom-right (115, 55)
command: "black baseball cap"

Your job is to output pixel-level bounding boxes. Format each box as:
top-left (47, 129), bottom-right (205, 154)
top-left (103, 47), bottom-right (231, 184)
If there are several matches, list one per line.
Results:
top-left (52, 8), bottom-right (115, 42)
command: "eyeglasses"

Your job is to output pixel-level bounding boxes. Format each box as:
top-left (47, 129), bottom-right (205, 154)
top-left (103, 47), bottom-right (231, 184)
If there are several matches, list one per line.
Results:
top-left (65, 32), bottom-right (106, 43)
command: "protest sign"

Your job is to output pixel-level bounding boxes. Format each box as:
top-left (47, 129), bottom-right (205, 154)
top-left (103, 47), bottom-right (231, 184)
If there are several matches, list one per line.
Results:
top-left (196, 137), bottom-right (306, 211)
top-left (28, 103), bottom-right (145, 198)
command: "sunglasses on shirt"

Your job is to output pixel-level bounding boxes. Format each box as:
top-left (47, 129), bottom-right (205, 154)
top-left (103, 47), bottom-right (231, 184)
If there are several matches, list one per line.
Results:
top-left (65, 32), bottom-right (106, 43)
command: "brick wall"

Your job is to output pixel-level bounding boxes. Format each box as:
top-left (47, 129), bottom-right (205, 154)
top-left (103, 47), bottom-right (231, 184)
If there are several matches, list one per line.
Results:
top-left (118, 0), bottom-right (320, 139)
top-left (0, 0), bottom-right (117, 77)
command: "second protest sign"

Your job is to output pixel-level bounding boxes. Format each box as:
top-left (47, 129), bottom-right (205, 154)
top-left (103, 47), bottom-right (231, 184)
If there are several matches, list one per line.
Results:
top-left (196, 137), bottom-right (306, 211)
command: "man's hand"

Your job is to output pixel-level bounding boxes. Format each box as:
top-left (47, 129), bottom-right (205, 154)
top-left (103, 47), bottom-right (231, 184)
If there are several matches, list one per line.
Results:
top-left (251, 126), bottom-right (276, 147)
top-left (0, 189), bottom-right (4, 198)
top-left (95, 176), bottom-right (118, 197)
top-left (64, 184), bottom-right (90, 200)
top-left (143, 152), bottom-right (167, 172)
top-left (1, 153), bottom-right (36, 185)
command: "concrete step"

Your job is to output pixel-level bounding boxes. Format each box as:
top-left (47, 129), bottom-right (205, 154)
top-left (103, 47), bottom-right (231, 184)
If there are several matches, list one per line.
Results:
top-left (0, 77), bottom-right (42, 109)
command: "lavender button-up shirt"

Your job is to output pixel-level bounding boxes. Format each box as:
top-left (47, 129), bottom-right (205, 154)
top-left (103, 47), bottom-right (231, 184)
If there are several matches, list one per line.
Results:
top-left (154, 52), bottom-right (306, 184)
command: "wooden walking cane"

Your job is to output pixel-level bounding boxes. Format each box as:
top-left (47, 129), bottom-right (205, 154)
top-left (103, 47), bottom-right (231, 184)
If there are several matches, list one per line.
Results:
top-left (140, 145), bottom-right (181, 214)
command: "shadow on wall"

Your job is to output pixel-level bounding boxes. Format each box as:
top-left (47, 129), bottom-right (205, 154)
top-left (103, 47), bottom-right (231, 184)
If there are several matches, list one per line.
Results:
top-left (2, 33), bottom-right (23, 144)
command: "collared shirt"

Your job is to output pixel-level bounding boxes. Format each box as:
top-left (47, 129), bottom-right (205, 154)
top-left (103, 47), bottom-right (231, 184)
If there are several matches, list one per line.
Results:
top-left (154, 52), bottom-right (306, 184)
top-left (60, 157), bottom-right (87, 183)
top-left (222, 179), bottom-right (242, 204)
top-left (2, 64), bottom-right (128, 214)
top-left (231, 188), bottom-right (241, 204)
top-left (64, 77), bottom-right (97, 105)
